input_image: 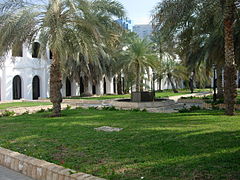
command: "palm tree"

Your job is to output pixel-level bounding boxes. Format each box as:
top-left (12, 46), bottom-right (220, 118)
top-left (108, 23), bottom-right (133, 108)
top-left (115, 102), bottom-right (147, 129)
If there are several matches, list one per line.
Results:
top-left (0, 0), bottom-right (125, 116)
top-left (152, 0), bottom-right (239, 115)
top-left (222, 0), bottom-right (238, 115)
top-left (161, 54), bottom-right (188, 93)
top-left (120, 37), bottom-right (157, 92)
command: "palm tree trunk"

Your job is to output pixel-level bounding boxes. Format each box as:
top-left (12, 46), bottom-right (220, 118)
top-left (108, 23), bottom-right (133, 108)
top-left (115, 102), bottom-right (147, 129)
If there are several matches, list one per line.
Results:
top-left (216, 65), bottom-right (224, 99)
top-left (50, 50), bottom-right (62, 117)
top-left (136, 62), bottom-right (140, 92)
top-left (117, 72), bottom-right (123, 94)
top-left (158, 78), bottom-right (162, 91)
top-left (223, 0), bottom-right (237, 115)
top-left (167, 74), bottom-right (178, 93)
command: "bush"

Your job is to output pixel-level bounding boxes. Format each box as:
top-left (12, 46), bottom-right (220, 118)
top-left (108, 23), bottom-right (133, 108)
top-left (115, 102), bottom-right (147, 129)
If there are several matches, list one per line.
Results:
top-left (37, 109), bottom-right (45, 113)
top-left (102, 106), bottom-right (117, 111)
top-left (131, 108), bottom-right (141, 112)
top-left (22, 111), bottom-right (29, 115)
top-left (179, 106), bottom-right (201, 113)
top-left (1, 110), bottom-right (15, 117)
top-left (65, 105), bottom-right (71, 110)
top-left (88, 106), bottom-right (98, 110)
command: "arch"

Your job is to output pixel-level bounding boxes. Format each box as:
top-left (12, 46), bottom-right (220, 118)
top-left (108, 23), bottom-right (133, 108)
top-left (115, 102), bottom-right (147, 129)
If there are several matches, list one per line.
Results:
top-left (92, 84), bottom-right (96, 95)
top-left (32, 42), bottom-right (40, 58)
top-left (32, 76), bottom-right (40, 100)
top-left (80, 77), bottom-right (84, 94)
top-left (13, 75), bottom-right (22, 100)
top-left (103, 77), bottom-right (107, 94)
top-left (49, 50), bottom-right (53, 59)
top-left (113, 77), bottom-right (116, 94)
top-left (66, 78), bottom-right (71, 97)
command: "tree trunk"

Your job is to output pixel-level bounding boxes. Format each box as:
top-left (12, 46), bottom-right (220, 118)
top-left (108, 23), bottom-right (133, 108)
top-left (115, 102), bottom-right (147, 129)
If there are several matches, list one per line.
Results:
top-left (223, 0), bottom-right (237, 115)
top-left (216, 65), bottom-right (224, 99)
top-left (167, 74), bottom-right (178, 93)
top-left (117, 73), bottom-right (123, 94)
top-left (82, 76), bottom-right (92, 96)
top-left (50, 50), bottom-right (62, 117)
top-left (189, 72), bottom-right (195, 93)
top-left (158, 77), bottom-right (162, 91)
top-left (136, 62), bottom-right (140, 92)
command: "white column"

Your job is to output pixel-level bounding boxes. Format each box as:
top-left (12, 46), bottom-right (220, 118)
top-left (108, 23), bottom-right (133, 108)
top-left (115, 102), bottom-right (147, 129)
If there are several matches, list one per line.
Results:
top-left (106, 76), bottom-right (114, 94)
top-left (96, 79), bottom-right (104, 95)
top-left (87, 80), bottom-right (93, 95)
top-left (72, 81), bottom-right (80, 96)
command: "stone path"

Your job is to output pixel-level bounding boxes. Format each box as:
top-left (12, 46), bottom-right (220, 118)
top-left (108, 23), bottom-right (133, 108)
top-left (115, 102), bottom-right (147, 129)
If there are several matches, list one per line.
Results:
top-left (167, 92), bottom-right (212, 102)
top-left (0, 92), bottom-right (212, 115)
top-left (0, 165), bottom-right (33, 180)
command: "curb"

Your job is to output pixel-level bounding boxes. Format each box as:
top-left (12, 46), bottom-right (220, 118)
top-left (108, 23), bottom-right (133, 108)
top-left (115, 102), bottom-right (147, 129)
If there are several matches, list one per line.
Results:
top-left (0, 147), bottom-right (105, 180)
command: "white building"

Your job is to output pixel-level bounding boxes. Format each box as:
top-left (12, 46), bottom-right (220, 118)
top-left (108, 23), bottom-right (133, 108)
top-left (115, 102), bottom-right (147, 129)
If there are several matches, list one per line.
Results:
top-left (133, 24), bottom-right (153, 40)
top-left (0, 42), bottom-right (117, 101)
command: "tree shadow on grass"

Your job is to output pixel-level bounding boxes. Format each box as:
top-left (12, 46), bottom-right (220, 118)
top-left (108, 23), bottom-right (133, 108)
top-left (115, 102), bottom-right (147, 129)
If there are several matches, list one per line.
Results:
top-left (0, 109), bottom-right (240, 179)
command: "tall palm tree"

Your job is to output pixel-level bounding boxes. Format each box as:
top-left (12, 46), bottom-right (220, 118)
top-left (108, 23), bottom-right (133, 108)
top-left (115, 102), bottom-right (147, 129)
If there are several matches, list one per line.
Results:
top-left (160, 54), bottom-right (188, 93)
top-left (120, 37), bottom-right (157, 92)
top-left (152, 0), bottom-right (239, 115)
top-left (0, 0), bottom-right (125, 116)
top-left (222, 0), bottom-right (237, 115)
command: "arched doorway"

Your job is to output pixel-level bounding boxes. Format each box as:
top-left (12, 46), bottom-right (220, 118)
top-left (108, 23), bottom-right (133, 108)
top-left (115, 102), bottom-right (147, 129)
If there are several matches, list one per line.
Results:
top-left (92, 84), bottom-right (96, 95)
top-left (103, 77), bottom-right (107, 94)
top-left (13, 75), bottom-right (22, 100)
top-left (66, 78), bottom-right (71, 97)
top-left (80, 77), bottom-right (84, 94)
top-left (32, 42), bottom-right (40, 58)
top-left (113, 77), bottom-right (116, 94)
top-left (32, 76), bottom-right (40, 100)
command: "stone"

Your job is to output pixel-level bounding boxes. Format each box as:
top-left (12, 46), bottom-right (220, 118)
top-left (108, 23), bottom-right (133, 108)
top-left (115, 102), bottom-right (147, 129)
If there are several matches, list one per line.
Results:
top-left (94, 126), bottom-right (123, 132)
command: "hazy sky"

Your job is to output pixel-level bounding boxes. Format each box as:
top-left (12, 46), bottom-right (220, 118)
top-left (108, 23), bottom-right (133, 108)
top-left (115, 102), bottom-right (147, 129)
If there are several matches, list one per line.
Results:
top-left (117, 0), bottom-right (161, 24)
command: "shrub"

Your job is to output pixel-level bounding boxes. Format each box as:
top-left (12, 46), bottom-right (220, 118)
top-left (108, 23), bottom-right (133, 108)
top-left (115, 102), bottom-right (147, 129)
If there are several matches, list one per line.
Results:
top-left (179, 106), bottom-right (201, 113)
top-left (102, 106), bottom-right (117, 111)
top-left (88, 106), bottom-right (98, 110)
top-left (37, 109), bottom-right (45, 113)
top-left (47, 108), bottom-right (53, 112)
top-left (22, 111), bottom-right (29, 115)
top-left (1, 110), bottom-right (15, 117)
top-left (131, 108), bottom-right (141, 112)
top-left (65, 105), bottom-right (71, 110)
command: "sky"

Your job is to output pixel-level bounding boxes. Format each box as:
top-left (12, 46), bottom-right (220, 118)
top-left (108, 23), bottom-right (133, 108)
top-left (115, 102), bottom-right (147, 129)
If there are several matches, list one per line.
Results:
top-left (117, 0), bottom-right (161, 24)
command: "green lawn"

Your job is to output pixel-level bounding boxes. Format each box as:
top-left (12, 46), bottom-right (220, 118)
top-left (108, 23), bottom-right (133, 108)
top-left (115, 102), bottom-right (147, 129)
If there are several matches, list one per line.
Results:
top-left (65, 89), bottom-right (210, 100)
top-left (0, 102), bottom-right (52, 110)
top-left (0, 109), bottom-right (239, 179)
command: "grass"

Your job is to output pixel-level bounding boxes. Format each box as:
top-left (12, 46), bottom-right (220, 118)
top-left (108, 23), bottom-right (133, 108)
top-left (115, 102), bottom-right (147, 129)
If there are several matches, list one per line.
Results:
top-left (0, 108), bottom-right (239, 179)
top-left (65, 89), bottom-right (211, 100)
top-left (0, 102), bottom-right (52, 110)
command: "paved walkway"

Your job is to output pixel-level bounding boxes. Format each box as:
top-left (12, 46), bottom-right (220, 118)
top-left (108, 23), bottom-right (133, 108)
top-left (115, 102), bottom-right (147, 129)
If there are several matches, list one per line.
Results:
top-left (167, 92), bottom-right (212, 102)
top-left (0, 165), bottom-right (33, 180)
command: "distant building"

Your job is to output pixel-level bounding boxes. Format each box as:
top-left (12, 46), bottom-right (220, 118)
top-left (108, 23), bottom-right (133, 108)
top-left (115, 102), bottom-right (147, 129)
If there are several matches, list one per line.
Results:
top-left (116, 18), bottom-right (133, 31)
top-left (133, 24), bottom-right (153, 40)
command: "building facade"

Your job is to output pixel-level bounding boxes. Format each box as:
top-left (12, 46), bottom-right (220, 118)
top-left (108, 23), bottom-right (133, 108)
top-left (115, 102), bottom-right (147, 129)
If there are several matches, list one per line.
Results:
top-left (133, 24), bottom-right (153, 40)
top-left (0, 42), bottom-right (117, 101)
top-left (116, 18), bottom-right (133, 31)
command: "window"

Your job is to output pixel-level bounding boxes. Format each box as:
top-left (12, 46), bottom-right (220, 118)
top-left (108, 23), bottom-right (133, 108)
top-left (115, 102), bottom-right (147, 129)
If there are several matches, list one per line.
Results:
top-left (32, 42), bottom-right (40, 58)
top-left (13, 75), bottom-right (22, 100)
top-left (49, 50), bottom-right (53, 59)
